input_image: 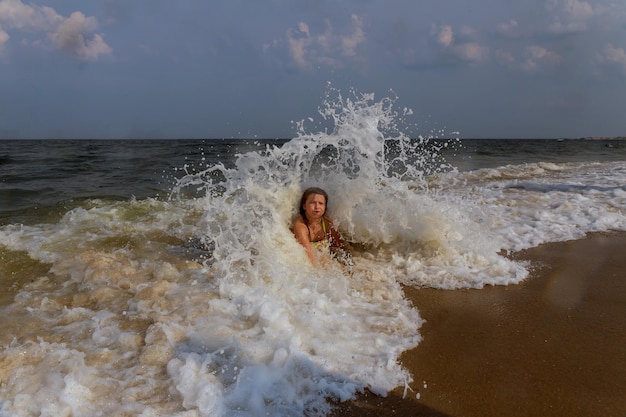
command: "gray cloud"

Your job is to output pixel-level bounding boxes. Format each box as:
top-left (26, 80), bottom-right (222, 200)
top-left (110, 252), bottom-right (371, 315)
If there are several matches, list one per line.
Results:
top-left (2, 0), bottom-right (626, 139)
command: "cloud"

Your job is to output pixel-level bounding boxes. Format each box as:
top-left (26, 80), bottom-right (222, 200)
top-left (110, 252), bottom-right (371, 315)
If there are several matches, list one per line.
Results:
top-left (431, 24), bottom-right (489, 66)
top-left (547, 0), bottom-right (595, 34)
top-left (287, 22), bottom-right (312, 69)
top-left (48, 11), bottom-right (112, 61)
top-left (597, 43), bottom-right (626, 74)
top-left (341, 14), bottom-right (365, 58)
top-left (496, 19), bottom-right (520, 37)
top-left (0, 0), bottom-right (112, 61)
top-left (526, 45), bottom-right (560, 61)
top-left (0, 0), bottom-right (60, 31)
top-left (435, 24), bottom-right (454, 47)
top-left (269, 14), bottom-right (366, 71)
top-left (0, 26), bottom-right (8, 56)
top-left (496, 44), bottom-right (561, 73)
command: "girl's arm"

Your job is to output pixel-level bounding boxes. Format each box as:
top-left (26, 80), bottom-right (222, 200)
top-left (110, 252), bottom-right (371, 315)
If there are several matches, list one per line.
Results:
top-left (293, 219), bottom-right (316, 265)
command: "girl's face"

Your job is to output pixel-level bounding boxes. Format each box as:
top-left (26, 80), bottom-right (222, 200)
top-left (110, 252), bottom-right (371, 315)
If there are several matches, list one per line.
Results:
top-left (302, 193), bottom-right (326, 221)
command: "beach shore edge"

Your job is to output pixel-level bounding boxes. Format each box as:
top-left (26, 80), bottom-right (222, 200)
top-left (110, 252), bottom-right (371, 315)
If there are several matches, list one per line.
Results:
top-left (332, 231), bottom-right (626, 417)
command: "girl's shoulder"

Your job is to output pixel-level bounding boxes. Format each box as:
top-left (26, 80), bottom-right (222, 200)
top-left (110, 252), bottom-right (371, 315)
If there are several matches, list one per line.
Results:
top-left (293, 214), bottom-right (307, 230)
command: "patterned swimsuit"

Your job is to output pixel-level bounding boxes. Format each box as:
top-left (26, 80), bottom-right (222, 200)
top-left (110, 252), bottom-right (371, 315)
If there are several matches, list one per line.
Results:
top-left (309, 217), bottom-right (330, 253)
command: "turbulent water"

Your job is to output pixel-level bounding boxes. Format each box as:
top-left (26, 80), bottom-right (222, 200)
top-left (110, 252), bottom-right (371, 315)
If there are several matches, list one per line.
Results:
top-left (1, 90), bottom-right (625, 417)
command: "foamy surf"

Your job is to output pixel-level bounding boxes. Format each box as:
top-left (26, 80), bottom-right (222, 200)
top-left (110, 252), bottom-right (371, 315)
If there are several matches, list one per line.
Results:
top-left (0, 196), bottom-right (423, 416)
top-left (1, 89), bottom-right (625, 416)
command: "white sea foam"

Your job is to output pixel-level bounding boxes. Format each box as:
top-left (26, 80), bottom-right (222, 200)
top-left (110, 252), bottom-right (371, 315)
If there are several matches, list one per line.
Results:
top-left (1, 90), bottom-right (625, 416)
top-left (450, 161), bottom-right (626, 252)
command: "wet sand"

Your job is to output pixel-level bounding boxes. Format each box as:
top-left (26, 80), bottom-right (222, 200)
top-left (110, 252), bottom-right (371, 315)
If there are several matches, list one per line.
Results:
top-left (333, 232), bottom-right (626, 417)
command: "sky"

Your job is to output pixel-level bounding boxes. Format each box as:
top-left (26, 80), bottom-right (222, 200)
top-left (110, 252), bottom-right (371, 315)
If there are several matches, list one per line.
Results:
top-left (1, 0), bottom-right (625, 139)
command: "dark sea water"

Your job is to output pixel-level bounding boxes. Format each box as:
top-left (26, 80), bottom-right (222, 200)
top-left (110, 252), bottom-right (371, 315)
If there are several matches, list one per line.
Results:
top-left (1, 94), bottom-right (625, 417)
top-left (2, 138), bottom-right (624, 221)
top-left (0, 139), bottom-right (284, 218)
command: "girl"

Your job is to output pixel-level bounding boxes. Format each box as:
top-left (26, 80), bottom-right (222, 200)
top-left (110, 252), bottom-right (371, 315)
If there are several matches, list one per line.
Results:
top-left (292, 187), bottom-right (345, 266)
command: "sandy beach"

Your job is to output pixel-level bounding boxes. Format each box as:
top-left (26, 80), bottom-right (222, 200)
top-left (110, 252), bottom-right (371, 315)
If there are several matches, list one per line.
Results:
top-left (333, 232), bottom-right (626, 417)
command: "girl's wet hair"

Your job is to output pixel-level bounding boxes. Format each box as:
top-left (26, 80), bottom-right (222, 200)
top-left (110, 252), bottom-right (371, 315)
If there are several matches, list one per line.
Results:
top-left (299, 187), bottom-right (328, 219)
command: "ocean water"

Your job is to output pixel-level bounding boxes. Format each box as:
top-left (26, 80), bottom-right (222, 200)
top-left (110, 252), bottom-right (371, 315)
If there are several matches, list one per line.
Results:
top-left (1, 91), bottom-right (625, 417)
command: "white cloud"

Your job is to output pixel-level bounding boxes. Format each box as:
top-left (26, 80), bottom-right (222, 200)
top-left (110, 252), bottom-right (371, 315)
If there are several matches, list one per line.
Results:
top-left (526, 45), bottom-right (560, 63)
top-left (287, 24), bottom-right (310, 69)
top-left (559, 0), bottom-right (594, 20)
top-left (496, 19), bottom-right (519, 36)
top-left (278, 15), bottom-right (366, 70)
top-left (434, 25), bottom-right (453, 47)
top-left (341, 14), bottom-right (365, 58)
top-left (48, 11), bottom-right (112, 61)
top-left (547, 0), bottom-right (595, 34)
top-left (455, 42), bottom-right (489, 63)
top-left (0, 0), bottom-right (111, 61)
top-left (598, 43), bottom-right (626, 73)
top-left (315, 19), bottom-right (333, 53)
top-left (0, 0), bottom-right (60, 31)
top-left (431, 24), bottom-right (489, 65)
top-left (0, 26), bottom-right (8, 57)
top-left (496, 44), bottom-right (561, 73)
top-left (298, 22), bottom-right (310, 37)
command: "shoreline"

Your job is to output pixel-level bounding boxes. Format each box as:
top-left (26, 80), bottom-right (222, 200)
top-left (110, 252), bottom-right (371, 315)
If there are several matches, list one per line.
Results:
top-left (332, 232), bottom-right (626, 417)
